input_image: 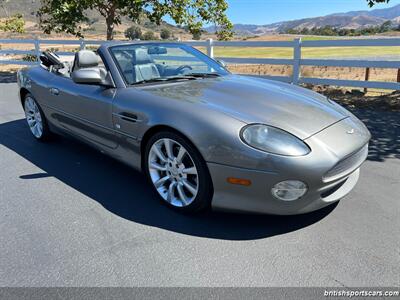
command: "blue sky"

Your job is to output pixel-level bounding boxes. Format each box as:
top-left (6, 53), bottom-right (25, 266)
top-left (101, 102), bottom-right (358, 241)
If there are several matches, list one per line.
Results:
top-left (225, 0), bottom-right (400, 25)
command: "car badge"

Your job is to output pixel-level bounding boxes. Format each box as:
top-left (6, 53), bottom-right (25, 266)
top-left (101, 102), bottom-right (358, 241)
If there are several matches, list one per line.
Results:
top-left (347, 128), bottom-right (355, 134)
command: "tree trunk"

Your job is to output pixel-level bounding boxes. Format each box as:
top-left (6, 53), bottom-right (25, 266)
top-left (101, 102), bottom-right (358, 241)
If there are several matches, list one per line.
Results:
top-left (105, 6), bottom-right (115, 41)
top-left (106, 17), bottom-right (114, 40)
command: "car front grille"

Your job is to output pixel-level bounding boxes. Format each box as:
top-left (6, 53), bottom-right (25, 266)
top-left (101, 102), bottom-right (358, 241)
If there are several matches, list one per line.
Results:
top-left (323, 144), bottom-right (368, 183)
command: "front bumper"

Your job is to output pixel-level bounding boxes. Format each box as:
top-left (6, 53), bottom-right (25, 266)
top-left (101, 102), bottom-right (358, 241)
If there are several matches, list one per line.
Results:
top-left (207, 162), bottom-right (360, 215)
top-left (207, 116), bottom-right (370, 215)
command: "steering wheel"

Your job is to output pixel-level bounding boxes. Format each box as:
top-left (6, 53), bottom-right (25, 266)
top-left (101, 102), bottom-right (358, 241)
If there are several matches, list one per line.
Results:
top-left (176, 65), bottom-right (193, 74)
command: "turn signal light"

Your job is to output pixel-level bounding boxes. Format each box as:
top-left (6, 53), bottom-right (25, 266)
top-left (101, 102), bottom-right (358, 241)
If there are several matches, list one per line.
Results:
top-left (227, 177), bottom-right (252, 186)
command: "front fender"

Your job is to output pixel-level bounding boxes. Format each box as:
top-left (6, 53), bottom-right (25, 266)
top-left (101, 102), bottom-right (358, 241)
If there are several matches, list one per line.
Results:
top-left (119, 88), bottom-right (276, 171)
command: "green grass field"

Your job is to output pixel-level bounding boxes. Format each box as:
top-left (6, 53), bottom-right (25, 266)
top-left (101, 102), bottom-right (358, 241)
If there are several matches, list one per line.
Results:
top-left (196, 36), bottom-right (400, 59)
top-left (210, 46), bottom-right (400, 59)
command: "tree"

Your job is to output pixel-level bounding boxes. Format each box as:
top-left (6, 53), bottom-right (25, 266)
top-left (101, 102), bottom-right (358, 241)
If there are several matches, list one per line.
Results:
top-left (0, 13), bottom-right (25, 33)
top-left (160, 28), bottom-right (171, 40)
top-left (379, 20), bottom-right (392, 32)
top-left (192, 30), bottom-right (201, 40)
top-left (300, 27), bottom-right (309, 35)
top-left (124, 25), bottom-right (142, 40)
top-left (367, 0), bottom-right (390, 6)
top-left (142, 31), bottom-right (156, 40)
top-left (37, 0), bottom-right (233, 41)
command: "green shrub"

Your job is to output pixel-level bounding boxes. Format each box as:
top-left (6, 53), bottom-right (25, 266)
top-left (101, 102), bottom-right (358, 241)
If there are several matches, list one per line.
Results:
top-left (160, 28), bottom-right (171, 40)
top-left (125, 25), bottom-right (142, 40)
top-left (22, 53), bottom-right (37, 62)
top-left (142, 31), bottom-right (156, 40)
top-left (192, 31), bottom-right (201, 40)
top-left (0, 14), bottom-right (25, 33)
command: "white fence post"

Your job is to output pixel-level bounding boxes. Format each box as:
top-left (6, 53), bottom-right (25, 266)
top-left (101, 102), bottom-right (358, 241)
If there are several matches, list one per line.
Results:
top-left (207, 38), bottom-right (214, 58)
top-left (34, 38), bottom-right (41, 63)
top-left (292, 38), bottom-right (302, 85)
top-left (79, 38), bottom-right (85, 50)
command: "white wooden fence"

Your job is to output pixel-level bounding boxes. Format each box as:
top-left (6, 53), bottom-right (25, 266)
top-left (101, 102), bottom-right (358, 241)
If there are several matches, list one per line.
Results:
top-left (1, 38), bottom-right (400, 90)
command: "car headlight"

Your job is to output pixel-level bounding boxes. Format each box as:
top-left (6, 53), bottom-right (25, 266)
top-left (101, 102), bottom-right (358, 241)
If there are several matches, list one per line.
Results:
top-left (240, 124), bottom-right (310, 156)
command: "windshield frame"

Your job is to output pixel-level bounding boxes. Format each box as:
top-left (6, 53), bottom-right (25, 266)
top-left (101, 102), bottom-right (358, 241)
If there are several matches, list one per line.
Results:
top-left (108, 42), bottom-right (230, 86)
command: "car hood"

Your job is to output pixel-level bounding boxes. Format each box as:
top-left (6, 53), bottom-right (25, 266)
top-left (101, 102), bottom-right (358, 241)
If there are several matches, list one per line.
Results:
top-left (141, 74), bottom-right (348, 139)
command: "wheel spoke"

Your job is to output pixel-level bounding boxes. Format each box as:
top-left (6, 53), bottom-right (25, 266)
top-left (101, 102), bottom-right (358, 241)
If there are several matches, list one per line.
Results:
top-left (153, 145), bottom-right (167, 163)
top-left (182, 179), bottom-right (197, 195)
top-left (167, 182), bottom-right (176, 203)
top-left (37, 122), bottom-right (43, 134)
top-left (26, 110), bottom-right (34, 117)
top-left (164, 139), bottom-right (174, 159)
top-left (32, 124), bottom-right (39, 137)
top-left (182, 167), bottom-right (197, 175)
top-left (154, 175), bottom-right (170, 188)
top-left (27, 99), bottom-right (35, 112)
top-left (177, 183), bottom-right (189, 205)
top-left (27, 117), bottom-right (35, 127)
top-left (25, 99), bottom-right (32, 111)
top-left (150, 162), bottom-right (166, 171)
top-left (176, 146), bottom-right (186, 164)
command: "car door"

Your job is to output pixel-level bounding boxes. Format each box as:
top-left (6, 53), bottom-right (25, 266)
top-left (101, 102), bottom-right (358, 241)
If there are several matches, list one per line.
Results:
top-left (47, 74), bottom-right (118, 149)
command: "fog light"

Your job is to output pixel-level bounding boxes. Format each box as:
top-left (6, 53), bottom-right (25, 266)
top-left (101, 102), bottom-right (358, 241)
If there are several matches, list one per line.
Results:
top-left (271, 180), bottom-right (307, 201)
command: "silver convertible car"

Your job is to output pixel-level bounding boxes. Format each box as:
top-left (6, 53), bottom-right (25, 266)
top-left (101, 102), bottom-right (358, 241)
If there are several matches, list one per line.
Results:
top-left (17, 42), bottom-right (371, 215)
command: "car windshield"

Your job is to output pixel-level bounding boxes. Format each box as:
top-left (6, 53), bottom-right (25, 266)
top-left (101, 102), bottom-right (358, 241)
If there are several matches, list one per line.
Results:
top-left (109, 43), bottom-right (229, 85)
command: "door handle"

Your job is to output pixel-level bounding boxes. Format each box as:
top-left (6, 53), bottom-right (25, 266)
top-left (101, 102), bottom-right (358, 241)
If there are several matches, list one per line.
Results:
top-left (115, 112), bottom-right (139, 123)
top-left (50, 88), bottom-right (60, 96)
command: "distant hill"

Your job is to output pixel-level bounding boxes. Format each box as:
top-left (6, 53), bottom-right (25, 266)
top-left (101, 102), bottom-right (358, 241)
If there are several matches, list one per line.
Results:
top-left (4, 1), bottom-right (400, 38)
top-left (0, 0), bottom-right (41, 21)
top-left (0, 0), bottom-right (189, 37)
top-left (206, 3), bottom-right (400, 36)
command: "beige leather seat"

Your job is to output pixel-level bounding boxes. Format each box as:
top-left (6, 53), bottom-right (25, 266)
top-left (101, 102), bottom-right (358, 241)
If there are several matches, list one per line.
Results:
top-left (131, 48), bottom-right (160, 83)
top-left (72, 50), bottom-right (107, 80)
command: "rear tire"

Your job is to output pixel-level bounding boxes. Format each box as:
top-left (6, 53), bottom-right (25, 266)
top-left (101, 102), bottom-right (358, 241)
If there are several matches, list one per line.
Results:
top-left (144, 130), bottom-right (213, 213)
top-left (23, 93), bottom-right (52, 141)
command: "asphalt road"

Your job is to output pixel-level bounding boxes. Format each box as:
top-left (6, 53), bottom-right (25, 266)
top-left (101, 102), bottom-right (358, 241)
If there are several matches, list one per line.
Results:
top-left (0, 83), bottom-right (399, 287)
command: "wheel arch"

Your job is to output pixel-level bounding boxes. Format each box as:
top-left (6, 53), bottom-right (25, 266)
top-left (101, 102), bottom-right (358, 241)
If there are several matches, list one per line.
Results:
top-left (19, 87), bottom-right (31, 107)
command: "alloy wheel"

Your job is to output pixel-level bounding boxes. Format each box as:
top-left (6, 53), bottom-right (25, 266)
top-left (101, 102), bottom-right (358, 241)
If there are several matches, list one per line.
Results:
top-left (148, 138), bottom-right (199, 207)
top-left (24, 97), bottom-right (43, 139)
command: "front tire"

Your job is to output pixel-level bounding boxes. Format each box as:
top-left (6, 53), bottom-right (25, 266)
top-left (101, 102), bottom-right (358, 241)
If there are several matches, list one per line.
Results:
top-left (23, 94), bottom-right (52, 141)
top-left (144, 131), bottom-right (213, 213)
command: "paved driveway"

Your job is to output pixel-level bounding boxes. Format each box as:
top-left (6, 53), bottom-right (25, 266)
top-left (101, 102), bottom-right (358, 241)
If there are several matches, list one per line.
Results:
top-left (0, 83), bottom-right (399, 287)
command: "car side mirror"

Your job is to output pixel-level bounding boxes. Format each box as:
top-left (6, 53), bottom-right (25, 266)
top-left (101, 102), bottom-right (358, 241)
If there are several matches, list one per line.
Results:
top-left (72, 68), bottom-right (115, 88)
top-left (72, 68), bottom-right (102, 84)
top-left (217, 60), bottom-right (227, 68)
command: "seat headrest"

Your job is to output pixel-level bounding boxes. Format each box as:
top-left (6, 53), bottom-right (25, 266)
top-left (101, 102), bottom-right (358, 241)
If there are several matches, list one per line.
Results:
top-left (132, 48), bottom-right (153, 65)
top-left (75, 50), bottom-right (99, 68)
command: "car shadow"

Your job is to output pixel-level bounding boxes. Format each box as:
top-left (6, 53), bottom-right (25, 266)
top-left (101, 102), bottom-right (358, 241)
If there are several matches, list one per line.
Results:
top-left (0, 119), bottom-right (339, 240)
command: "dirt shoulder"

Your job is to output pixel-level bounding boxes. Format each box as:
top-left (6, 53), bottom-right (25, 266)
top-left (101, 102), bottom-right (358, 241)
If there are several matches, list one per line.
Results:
top-left (309, 85), bottom-right (400, 111)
